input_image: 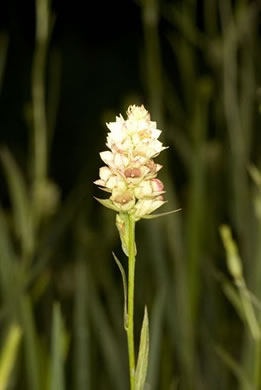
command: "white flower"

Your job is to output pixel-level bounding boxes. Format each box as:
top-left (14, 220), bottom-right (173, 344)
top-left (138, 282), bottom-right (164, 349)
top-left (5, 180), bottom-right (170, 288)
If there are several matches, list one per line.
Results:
top-left (100, 151), bottom-right (129, 169)
top-left (94, 105), bottom-right (168, 220)
top-left (134, 178), bottom-right (164, 199)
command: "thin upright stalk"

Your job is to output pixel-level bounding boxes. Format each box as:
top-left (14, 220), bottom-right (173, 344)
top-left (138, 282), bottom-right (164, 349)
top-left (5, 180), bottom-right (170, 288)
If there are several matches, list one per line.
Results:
top-left (32, 0), bottom-right (49, 184)
top-left (254, 338), bottom-right (261, 390)
top-left (127, 215), bottom-right (136, 390)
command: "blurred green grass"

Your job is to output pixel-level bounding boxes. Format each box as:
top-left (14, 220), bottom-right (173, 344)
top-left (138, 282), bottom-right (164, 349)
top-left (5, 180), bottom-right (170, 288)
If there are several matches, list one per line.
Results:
top-left (0, 0), bottom-right (261, 389)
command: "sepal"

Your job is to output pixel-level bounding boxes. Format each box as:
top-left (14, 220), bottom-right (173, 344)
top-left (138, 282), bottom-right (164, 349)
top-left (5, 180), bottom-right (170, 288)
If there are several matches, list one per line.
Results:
top-left (94, 197), bottom-right (119, 212)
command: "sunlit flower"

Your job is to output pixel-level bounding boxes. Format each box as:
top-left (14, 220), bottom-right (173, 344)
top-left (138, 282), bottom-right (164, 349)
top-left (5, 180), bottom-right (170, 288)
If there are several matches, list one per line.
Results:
top-left (94, 105), bottom-right (168, 220)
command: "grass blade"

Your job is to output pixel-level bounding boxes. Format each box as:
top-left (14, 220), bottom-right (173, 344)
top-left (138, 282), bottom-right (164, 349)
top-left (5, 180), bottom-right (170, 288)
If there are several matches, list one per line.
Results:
top-left (215, 345), bottom-right (254, 390)
top-left (0, 147), bottom-right (34, 259)
top-left (50, 303), bottom-right (65, 390)
top-left (20, 295), bottom-right (40, 390)
top-left (0, 324), bottom-right (22, 390)
top-left (112, 252), bottom-right (128, 330)
top-left (73, 261), bottom-right (90, 390)
top-left (135, 306), bottom-right (149, 390)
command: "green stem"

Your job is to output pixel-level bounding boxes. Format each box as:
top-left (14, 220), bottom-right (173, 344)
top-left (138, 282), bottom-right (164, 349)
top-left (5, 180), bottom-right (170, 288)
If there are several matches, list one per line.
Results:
top-left (127, 215), bottom-right (136, 390)
top-left (32, 0), bottom-right (49, 185)
top-left (254, 338), bottom-right (261, 390)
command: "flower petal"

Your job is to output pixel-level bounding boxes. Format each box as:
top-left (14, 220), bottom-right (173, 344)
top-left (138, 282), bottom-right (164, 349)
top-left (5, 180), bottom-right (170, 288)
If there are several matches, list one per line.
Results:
top-left (100, 151), bottom-right (114, 166)
top-left (99, 166), bottom-right (112, 181)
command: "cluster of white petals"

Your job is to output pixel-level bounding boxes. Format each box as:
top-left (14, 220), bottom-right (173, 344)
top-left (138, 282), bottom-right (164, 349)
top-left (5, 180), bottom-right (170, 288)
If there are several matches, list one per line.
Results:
top-left (94, 105), bottom-right (168, 220)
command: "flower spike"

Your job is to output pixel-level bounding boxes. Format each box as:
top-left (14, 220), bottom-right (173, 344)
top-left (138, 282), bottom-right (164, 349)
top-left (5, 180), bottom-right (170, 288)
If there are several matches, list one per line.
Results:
top-left (94, 105), bottom-right (172, 220)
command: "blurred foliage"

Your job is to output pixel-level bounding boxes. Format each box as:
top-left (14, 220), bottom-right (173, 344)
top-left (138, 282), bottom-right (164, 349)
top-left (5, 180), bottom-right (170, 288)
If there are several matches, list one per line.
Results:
top-left (0, 0), bottom-right (261, 389)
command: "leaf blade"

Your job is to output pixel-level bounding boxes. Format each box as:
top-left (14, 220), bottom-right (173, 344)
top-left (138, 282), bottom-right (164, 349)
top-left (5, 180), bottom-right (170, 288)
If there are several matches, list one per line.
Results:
top-left (112, 252), bottom-right (128, 330)
top-left (0, 324), bottom-right (22, 390)
top-left (0, 147), bottom-right (34, 258)
top-left (135, 306), bottom-right (150, 390)
top-left (50, 303), bottom-right (65, 390)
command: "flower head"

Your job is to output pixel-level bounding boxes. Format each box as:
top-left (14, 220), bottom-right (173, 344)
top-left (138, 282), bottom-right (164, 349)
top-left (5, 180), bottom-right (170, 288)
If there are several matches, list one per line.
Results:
top-left (94, 105), bottom-right (168, 220)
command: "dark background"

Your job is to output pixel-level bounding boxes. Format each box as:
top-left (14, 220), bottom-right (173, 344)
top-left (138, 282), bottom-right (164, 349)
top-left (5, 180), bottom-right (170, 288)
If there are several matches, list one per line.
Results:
top-left (0, 0), bottom-right (143, 193)
top-left (0, 1), bottom-right (261, 389)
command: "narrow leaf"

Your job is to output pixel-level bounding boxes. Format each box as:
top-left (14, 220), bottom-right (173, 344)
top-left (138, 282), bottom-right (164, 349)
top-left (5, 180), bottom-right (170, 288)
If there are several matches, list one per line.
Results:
top-left (0, 209), bottom-right (16, 304)
top-left (0, 209), bottom-right (26, 318)
top-left (20, 295), bottom-right (40, 390)
top-left (215, 345), bottom-right (254, 390)
top-left (112, 252), bottom-right (128, 330)
top-left (0, 147), bottom-right (34, 258)
top-left (135, 306), bottom-right (150, 390)
top-left (220, 225), bottom-right (260, 339)
top-left (0, 324), bottom-right (22, 390)
top-left (142, 208), bottom-right (182, 219)
top-left (222, 281), bottom-right (245, 322)
top-left (219, 225), bottom-right (243, 280)
top-left (50, 303), bottom-right (65, 390)
top-left (73, 261), bottom-right (90, 390)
